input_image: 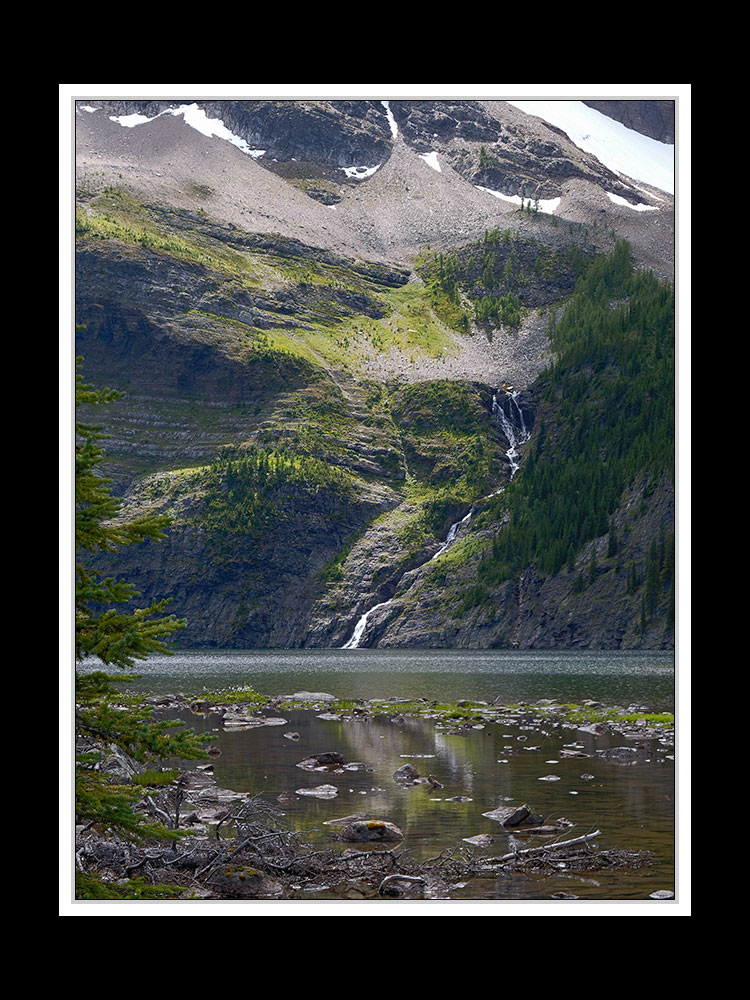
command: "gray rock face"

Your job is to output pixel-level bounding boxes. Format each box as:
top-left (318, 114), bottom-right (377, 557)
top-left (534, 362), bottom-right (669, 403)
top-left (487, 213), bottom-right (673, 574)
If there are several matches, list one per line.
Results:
top-left (203, 99), bottom-right (394, 171)
top-left (388, 99), bottom-right (642, 203)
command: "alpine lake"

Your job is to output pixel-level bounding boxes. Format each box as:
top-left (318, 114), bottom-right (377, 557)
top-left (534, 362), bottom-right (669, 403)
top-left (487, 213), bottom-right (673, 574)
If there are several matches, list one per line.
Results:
top-left (101, 648), bottom-right (678, 904)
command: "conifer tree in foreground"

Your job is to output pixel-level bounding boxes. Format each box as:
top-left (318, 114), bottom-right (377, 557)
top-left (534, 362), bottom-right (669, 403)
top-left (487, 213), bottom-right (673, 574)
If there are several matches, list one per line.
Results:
top-left (74, 358), bottom-right (208, 895)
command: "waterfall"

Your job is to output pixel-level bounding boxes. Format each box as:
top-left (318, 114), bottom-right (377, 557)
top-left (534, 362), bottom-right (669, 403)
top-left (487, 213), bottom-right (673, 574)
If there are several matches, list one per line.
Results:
top-left (434, 508), bottom-right (473, 557)
top-left (342, 387), bottom-right (531, 648)
top-left (492, 389), bottom-right (530, 479)
top-left (342, 599), bottom-right (393, 649)
top-left (341, 508), bottom-right (472, 649)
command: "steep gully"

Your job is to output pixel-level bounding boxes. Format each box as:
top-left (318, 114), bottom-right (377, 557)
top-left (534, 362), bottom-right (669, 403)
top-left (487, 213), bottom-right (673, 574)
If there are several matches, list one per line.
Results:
top-left (342, 388), bottom-right (531, 648)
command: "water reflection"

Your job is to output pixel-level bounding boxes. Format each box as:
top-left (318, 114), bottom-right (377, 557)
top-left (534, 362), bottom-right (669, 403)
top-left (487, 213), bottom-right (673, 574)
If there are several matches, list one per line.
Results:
top-left (197, 701), bottom-right (675, 901)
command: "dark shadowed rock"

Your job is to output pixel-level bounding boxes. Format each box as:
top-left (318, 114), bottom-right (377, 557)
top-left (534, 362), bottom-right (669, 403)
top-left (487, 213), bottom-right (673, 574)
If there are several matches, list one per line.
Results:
top-left (482, 803), bottom-right (544, 827)
top-left (211, 865), bottom-right (284, 899)
top-left (393, 763), bottom-right (420, 784)
top-left (297, 751), bottom-right (348, 771)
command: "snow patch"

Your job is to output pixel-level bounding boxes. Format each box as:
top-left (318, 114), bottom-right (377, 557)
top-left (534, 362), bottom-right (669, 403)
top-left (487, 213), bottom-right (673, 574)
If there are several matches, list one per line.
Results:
top-left (340, 164), bottom-right (381, 179)
top-left (382, 100), bottom-right (399, 139)
top-left (109, 103), bottom-right (266, 158)
top-left (419, 151), bottom-right (441, 173)
top-left (606, 192), bottom-right (658, 212)
top-left (508, 100), bottom-right (674, 195)
top-left (79, 106), bottom-right (99, 113)
top-left (476, 186), bottom-right (561, 214)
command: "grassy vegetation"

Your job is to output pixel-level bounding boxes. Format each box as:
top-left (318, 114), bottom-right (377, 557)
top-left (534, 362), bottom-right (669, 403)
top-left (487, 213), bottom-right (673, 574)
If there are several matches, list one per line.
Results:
top-left (391, 380), bottom-right (503, 503)
top-left (76, 187), bottom-right (472, 377)
top-left (76, 189), bottom-right (261, 280)
top-left (196, 687), bottom-right (271, 708)
top-left (75, 871), bottom-right (191, 899)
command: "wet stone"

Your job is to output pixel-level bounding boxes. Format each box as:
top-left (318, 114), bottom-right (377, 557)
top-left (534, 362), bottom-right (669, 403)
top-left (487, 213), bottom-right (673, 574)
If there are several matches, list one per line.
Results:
top-left (464, 834), bottom-right (494, 847)
top-left (338, 819), bottom-right (404, 843)
top-left (393, 763), bottom-right (420, 784)
top-left (482, 804), bottom-right (544, 827)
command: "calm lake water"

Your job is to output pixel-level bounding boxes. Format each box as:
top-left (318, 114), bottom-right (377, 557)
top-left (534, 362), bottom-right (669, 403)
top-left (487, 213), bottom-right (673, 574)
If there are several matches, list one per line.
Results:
top-left (80, 649), bottom-right (678, 905)
top-left (97, 647), bottom-right (676, 711)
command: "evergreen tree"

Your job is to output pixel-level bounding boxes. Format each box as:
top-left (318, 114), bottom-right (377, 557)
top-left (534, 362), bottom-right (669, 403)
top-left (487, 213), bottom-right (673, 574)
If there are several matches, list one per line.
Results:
top-left (74, 358), bottom-right (208, 860)
top-left (75, 363), bottom-right (186, 667)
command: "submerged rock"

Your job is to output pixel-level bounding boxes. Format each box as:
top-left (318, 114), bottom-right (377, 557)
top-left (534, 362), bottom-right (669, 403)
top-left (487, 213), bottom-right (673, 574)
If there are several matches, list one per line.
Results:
top-left (463, 834), bottom-right (494, 847)
top-left (295, 784), bottom-right (339, 799)
top-left (596, 745), bottom-right (651, 763)
top-left (222, 711), bottom-right (288, 730)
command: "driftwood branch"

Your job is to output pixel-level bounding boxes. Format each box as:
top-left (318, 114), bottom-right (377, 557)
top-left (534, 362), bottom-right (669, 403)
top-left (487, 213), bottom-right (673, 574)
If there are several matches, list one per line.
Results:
top-left (146, 795), bottom-right (173, 828)
top-left (378, 874), bottom-right (426, 895)
top-left (489, 829), bottom-right (602, 865)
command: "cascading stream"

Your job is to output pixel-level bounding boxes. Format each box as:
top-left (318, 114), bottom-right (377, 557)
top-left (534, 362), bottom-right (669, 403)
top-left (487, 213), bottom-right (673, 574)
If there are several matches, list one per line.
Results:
top-left (492, 388), bottom-right (530, 479)
top-left (342, 387), bottom-right (530, 649)
top-left (342, 508), bottom-right (474, 649)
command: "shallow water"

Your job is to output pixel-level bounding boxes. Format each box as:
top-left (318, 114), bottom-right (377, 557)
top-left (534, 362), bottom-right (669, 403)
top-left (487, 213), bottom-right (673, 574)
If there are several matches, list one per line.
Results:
top-left (200, 704), bottom-right (675, 902)
top-left (128, 648), bottom-right (677, 903)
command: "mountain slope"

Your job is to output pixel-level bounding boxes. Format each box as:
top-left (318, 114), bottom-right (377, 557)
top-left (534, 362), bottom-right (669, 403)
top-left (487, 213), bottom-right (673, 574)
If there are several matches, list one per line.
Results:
top-left (74, 96), bottom-right (676, 650)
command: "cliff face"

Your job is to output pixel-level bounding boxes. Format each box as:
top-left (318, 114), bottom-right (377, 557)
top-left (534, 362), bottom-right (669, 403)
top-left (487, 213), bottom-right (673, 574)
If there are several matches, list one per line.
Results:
top-left (74, 96), bottom-right (676, 650)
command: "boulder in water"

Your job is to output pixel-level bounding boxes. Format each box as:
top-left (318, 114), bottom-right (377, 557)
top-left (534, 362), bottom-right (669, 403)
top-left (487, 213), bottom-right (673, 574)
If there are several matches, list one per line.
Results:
top-left (339, 819), bottom-right (404, 843)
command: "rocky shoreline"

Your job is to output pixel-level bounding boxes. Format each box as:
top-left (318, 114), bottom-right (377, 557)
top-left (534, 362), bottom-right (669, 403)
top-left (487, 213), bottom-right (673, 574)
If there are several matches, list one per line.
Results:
top-left (74, 687), bottom-right (674, 901)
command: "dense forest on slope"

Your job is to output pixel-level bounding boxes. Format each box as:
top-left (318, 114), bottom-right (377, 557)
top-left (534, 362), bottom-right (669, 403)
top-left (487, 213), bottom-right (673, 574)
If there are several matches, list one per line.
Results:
top-left (475, 241), bottom-right (674, 628)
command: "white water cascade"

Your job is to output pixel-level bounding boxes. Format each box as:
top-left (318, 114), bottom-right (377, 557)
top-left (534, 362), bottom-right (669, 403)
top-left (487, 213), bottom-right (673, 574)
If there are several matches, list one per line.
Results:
top-left (341, 508), bottom-right (473, 649)
top-left (492, 389), bottom-right (530, 479)
top-left (341, 599), bottom-right (394, 649)
top-left (342, 389), bottom-right (530, 649)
